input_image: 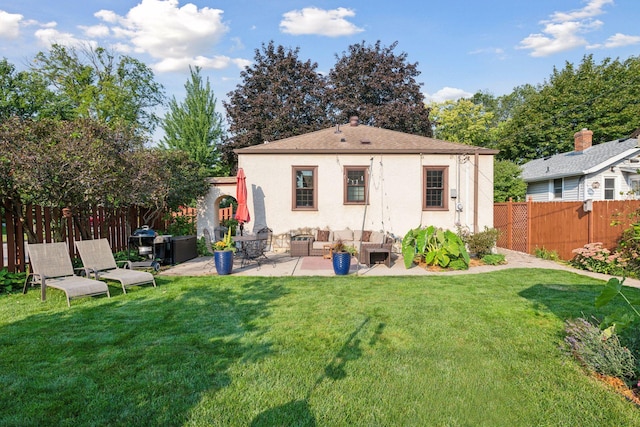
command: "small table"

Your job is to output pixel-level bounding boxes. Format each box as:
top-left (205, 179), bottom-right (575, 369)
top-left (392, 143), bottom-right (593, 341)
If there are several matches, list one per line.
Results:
top-left (290, 238), bottom-right (310, 257)
top-left (322, 244), bottom-right (333, 259)
top-left (363, 247), bottom-right (391, 267)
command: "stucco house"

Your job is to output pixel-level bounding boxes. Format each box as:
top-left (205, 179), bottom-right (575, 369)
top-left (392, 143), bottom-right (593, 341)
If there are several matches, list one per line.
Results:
top-left (521, 128), bottom-right (640, 202)
top-left (197, 117), bottom-right (498, 251)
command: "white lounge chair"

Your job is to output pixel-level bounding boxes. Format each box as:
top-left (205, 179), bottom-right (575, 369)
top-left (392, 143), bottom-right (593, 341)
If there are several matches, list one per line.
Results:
top-left (75, 239), bottom-right (156, 294)
top-left (24, 242), bottom-right (110, 307)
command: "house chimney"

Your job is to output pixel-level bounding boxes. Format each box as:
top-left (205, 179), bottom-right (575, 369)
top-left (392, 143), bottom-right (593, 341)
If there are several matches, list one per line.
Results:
top-left (574, 128), bottom-right (593, 151)
top-left (349, 116), bottom-right (359, 126)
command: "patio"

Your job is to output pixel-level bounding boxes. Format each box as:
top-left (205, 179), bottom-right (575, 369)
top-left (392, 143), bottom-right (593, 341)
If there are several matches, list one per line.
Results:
top-left (160, 248), bottom-right (640, 287)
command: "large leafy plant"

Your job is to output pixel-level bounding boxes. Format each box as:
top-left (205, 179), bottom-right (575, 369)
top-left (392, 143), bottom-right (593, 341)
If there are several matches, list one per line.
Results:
top-left (402, 226), bottom-right (470, 269)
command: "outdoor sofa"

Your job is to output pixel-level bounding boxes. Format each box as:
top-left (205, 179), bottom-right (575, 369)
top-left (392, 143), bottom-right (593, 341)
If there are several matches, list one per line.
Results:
top-left (308, 228), bottom-right (393, 264)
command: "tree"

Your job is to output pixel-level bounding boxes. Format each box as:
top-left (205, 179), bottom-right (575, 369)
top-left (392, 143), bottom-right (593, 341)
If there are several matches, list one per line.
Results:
top-left (496, 55), bottom-right (640, 163)
top-left (327, 40), bottom-right (432, 136)
top-left (161, 66), bottom-right (226, 176)
top-left (493, 160), bottom-right (527, 202)
top-left (430, 98), bottom-right (495, 146)
top-left (31, 44), bottom-right (165, 135)
top-left (223, 41), bottom-right (330, 169)
top-left (0, 117), bottom-right (207, 242)
top-left (0, 58), bottom-right (73, 120)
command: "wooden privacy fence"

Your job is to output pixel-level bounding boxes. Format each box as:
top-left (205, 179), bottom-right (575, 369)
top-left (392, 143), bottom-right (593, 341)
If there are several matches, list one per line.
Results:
top-left (1, 202), bottom-right (195, 273)
top-left (494, 199), bottom-right (640, 260)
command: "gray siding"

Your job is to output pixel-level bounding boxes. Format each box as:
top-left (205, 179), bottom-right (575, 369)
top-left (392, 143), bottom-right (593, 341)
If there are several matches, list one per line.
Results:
top-left (563, 176), bottom-right (580, 201)
top-left (527, 181), bottom-right (549, 201)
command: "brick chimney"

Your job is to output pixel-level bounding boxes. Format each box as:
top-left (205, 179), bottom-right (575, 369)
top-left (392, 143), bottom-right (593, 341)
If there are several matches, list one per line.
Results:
top-left (349, 116), bottom-right (359, 126)
top-left (574, 128), bottom-right (593, 151)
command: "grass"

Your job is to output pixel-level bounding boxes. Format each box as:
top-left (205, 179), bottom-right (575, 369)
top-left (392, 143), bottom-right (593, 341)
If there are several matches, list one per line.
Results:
top-left (1, 269), bottom-right (640, 425)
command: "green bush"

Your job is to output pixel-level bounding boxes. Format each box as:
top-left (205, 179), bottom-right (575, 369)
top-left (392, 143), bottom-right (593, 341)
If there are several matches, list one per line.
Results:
top-left (534, 246), bottom-right (560, 261)
top-left (402, 225), bottom-right (469, 270)
top-left (569, 242), bottom-right (626, 275)
top-left (481, 253), bottom-right (506, 265)
top-left (0, 268), bottom-right (26, 294)
top-left (463, 227), bottom-right (499, 257)
top-left (564, 317), bottom-right (636, 379)
top-left (616, 222), bottom-right (640, 276)
top-left (165, 214), bottom-right (196, 236)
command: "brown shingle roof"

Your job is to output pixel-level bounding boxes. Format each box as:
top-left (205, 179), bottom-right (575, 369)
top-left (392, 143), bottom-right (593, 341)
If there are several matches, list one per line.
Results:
top-left (235, 123), bottom-right (499, 155)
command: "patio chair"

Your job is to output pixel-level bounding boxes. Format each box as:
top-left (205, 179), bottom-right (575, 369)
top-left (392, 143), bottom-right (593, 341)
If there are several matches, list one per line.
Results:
top-left (75, 239), bottom-right (156, 294)
top-left (240, 227), bottom-right (275, 269)
top-left (23, 242), bottom-right (110, 307)
top-left (203, 228), bottom-right (216, 271)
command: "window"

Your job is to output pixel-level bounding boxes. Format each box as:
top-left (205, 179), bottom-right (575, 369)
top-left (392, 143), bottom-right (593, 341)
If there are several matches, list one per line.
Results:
top-left (423, 166), bottom-right (449, 210)
top-left (553, 178), bottom-right (563, 199)
top-left (344, 166), bottom-right (369, 204)
top-left (604, 177), bottom-right (615, 200)
top-left (631, 179), bottom-right (640, 197)
top-left (292, 166), bottom-right (317, 210)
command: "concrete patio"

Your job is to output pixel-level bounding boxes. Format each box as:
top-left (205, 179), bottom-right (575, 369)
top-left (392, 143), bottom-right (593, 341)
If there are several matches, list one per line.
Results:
top-left (158, 248), bottom-right (640, 288)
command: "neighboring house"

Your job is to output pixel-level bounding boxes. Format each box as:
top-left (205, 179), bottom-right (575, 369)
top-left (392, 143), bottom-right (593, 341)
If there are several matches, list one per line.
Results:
top-left (198, 117), bottom-right (498, 250)
top-left (521, 129), bottom-right (640, 202)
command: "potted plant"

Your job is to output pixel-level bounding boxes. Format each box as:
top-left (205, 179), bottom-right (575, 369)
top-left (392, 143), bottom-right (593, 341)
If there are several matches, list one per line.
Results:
top-left (213, 229), bottom-right (236, 275)
top-left (331, 240), bottom-right (357, 275)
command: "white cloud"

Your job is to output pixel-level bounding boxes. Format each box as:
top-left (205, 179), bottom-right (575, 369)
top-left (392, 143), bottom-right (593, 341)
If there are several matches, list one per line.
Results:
top-left (94, 0), bottom-right (248, 73)
top-left (549, 0), bottom-right (613, 21)
top-left (34, 26), bottom-right (95, 49)
top-left (0, 10), bottom-right (23, 39)
top-left (517, 0), bottom-right (612, 57)
top-left (425, 87), bottom-right (473, 103)
top-left (280, 7), bottom-right (364, 37)
top-left (80, 24), bottom-right (110, 38)
top-left (588, 32), bottom-right (640, 49)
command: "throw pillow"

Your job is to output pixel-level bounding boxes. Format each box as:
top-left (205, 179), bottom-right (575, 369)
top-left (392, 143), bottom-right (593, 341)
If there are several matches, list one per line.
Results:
top-left (316, 230), bottom-right (330, 242)
top-left (362, 230), bottom-right (372, 242)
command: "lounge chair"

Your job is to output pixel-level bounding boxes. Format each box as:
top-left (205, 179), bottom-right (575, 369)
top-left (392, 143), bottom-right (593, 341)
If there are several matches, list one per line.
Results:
top-left (24, 242), bottom-right (110, 307)
top-left (75, 239), bottom-right (156, 294)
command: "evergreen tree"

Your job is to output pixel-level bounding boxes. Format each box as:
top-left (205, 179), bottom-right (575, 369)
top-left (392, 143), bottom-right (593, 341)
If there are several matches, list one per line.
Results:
top-left (161, 66), bottom-right (226, 175)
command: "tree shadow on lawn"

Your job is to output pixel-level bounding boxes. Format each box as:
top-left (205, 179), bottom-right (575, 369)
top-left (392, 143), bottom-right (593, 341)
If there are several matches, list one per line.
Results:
top-left (518, 279), bottom-right (639, 325)
top-left (0, 277), bottom-right (287, 426)
top-left (250, 317), bottom-right (385, 426)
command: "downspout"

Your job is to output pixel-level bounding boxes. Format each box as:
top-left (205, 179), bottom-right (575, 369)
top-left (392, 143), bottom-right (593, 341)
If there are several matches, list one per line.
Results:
top-left (474, 151), bottom-right (479, 233)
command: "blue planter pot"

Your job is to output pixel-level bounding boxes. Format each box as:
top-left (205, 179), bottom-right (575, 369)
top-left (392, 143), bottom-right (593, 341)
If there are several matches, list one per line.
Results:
top-left (214, 250), bottom-right (233, 275)
top-left (332, 252), bottom-right (351, 275)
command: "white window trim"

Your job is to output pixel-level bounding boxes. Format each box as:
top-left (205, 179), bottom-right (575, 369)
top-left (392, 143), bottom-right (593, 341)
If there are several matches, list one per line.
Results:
top-left (604, 176), bottom-right (617, 200)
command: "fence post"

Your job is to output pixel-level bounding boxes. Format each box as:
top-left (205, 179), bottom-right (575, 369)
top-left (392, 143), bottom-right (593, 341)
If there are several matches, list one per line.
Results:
top-left (507, 198), bottom-right (513, 250)
top-left (526, 197), bottom-right (532, 255)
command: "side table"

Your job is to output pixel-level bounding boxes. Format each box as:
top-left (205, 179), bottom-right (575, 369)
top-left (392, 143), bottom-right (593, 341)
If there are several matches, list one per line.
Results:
top-left (290, 238), bottom-right (310, 257)
top-left (363, 247), bottom-right (391, 267)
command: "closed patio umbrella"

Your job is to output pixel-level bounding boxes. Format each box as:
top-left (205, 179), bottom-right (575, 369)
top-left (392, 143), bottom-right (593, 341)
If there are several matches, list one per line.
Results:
top-left (235, 168), bottom-right (250, 235)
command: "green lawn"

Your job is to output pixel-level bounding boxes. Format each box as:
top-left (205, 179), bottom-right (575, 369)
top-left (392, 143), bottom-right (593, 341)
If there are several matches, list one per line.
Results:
top-left (1, 269), bottom-right (640, 426)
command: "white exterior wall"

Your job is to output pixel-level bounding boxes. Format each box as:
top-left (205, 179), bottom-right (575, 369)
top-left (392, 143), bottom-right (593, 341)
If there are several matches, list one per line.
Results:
top-left (195, 181), bottom-right (235, 238)
top-left (236, 152), bottom-right (494, 238)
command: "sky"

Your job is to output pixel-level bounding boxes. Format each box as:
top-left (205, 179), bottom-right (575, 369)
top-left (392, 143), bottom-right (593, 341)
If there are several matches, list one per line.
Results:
top-left (1, 0), bottom-right (639, 132)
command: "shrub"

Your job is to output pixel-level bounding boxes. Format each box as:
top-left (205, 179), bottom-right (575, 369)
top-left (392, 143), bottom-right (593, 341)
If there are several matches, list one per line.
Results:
top-left (616, 222), bottom-right (640, 276)
top-left (463, 227), bottom-right (499, 257)
top-left (481, 253), bottom-right (506, 265)
top-left (0, 269), bottom-right (26, 294)
top-left (165, 214), bottom-right (196, 236)
top-left (569, 242), bottom-right (626, 275)
top-left (534, 246), bottom-right (560, 261)
top-left (402, 226), bottom-right (469, 269)
top-left (564, 317), bottom-right (636, 379)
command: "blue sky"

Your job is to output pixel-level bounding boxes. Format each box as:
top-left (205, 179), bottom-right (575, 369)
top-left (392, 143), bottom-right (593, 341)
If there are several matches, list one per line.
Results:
top-left (1, 0), bottom-right (639, 113)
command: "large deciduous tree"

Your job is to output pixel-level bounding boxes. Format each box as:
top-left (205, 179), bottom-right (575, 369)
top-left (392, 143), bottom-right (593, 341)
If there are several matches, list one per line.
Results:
top-left (496, 55), bottom-right (640, 163)
top-left (223, 41), bottom-right (330, 169)
top-left (31, 44), bottom-right (165, 135)
top-left (0, 58), bottom-right (73, 120)
top-left (430, 98), bottom-right (495, 147)
top-left (161, 66), bottom-right (226, 176)
top-left (327, 40), bottom-right (432, 136)
top-left (493, 160), bottom-right (527, 202)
